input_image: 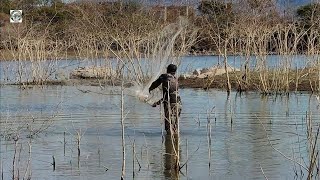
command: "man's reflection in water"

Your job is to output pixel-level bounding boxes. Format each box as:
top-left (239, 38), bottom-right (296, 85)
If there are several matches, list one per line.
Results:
top-left (163, 134), bottom-right (180, 180)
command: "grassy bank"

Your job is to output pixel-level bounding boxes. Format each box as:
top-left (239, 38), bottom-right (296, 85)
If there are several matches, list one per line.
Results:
top-left (5, 67), bottom-right (319, 93)
top-left (179, 68), bottom-right (320, 93)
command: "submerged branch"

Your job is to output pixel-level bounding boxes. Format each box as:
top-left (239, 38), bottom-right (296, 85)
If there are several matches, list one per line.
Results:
top-left (257, 116), bottom-right (309, 172)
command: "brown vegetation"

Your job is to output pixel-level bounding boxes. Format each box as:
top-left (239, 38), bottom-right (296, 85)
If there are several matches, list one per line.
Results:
top-left (0, 0), bottom-right (320, 93)
top-left (179, 68), bottom-right (320, 93)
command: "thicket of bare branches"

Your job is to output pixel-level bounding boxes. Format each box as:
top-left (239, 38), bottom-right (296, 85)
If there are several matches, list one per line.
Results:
top-left (198, 0), bottom-right (320, 93)
top-left (0, 0), bottom-right (319, 93)
top-left (1, 1), bottom-right (198, 86)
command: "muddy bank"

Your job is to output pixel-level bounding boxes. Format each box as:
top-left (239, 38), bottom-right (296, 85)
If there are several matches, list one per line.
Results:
top-left (4, 64), bottom-right (319, 92)
top-left (179, 70), bottom-right (319, 93)
top-left (6, 71), bottom-right (318, 93)
top-left (8, 78), bottom-right (131, 87)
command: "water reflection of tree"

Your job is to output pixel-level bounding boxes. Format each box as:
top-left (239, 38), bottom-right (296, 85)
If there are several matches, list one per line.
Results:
top-left (163, 134), bottom-right (180, 180)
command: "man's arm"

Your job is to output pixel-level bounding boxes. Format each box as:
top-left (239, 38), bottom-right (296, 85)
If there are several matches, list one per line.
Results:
top-left (151, 98), bottom-right (163, 107)
top-left (149, 75), bottom-right (164, 92)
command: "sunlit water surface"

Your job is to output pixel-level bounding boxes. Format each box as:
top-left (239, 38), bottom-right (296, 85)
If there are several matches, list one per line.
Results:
top-left (0, 85), bottom-right (319, 180)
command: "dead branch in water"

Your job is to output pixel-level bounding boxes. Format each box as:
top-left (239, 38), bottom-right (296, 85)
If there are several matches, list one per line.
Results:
top-left (257, 116), bottom-right (309, 172)
top-left (121, 73), bottom-right (125, 180)
top-left (259, 164), bottom-right (268, 180)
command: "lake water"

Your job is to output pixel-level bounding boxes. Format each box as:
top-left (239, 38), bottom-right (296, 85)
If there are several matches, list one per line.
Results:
top-left (1, 85), bottom-right (319, 180)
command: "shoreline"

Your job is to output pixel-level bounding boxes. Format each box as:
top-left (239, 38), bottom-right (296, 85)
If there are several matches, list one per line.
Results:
top-left (1, 71), bottom-right (318, 93)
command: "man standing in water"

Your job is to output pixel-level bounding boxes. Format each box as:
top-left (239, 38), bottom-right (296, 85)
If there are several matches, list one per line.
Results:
top-left (149, 64), bottom-right (182, 134)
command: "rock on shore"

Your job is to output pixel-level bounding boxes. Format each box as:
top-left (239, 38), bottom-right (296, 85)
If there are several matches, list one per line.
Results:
top-left (181, 66), bottom-right (240, 79)
top-left (70, 66), bottom-right (115, 79)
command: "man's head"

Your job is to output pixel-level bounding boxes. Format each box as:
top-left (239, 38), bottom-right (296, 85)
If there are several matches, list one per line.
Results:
top-left (167, 64), bottom-right (177, 75)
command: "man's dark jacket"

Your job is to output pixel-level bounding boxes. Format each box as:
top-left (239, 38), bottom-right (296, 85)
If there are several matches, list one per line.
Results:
top-left (149, 73), bottom-right (180, 104)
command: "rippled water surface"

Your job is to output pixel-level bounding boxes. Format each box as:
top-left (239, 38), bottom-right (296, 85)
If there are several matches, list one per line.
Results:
top-left (1, 85), bottom-right (319, 180)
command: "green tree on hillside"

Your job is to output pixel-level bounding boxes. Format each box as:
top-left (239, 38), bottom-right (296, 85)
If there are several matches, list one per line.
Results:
top-left (0, 0), bottom-right (12, 14)
top-left (297, 3), bottom-right (320, 29)
top-left (198, 1), bottom-right (234, 25)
